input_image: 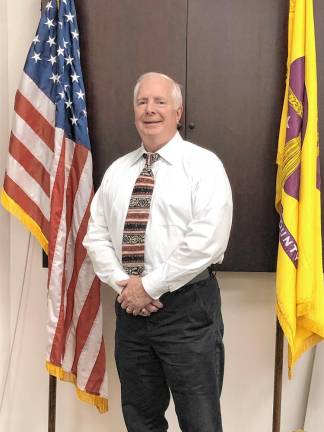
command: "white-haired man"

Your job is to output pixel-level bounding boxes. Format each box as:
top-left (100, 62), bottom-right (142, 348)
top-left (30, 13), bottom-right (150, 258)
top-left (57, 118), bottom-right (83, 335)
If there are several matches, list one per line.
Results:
top-left (83, 72), bottom-right (233, 432)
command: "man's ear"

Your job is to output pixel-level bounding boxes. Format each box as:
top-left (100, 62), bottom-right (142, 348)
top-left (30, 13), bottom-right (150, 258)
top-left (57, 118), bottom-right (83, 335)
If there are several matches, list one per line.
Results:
top-left (176, 105), bottom-right (183, 122)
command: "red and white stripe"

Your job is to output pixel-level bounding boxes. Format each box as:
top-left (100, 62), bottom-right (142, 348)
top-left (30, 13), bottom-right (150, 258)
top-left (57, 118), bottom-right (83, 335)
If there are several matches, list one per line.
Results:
top-left (4, 71), bottom-right (107, 399)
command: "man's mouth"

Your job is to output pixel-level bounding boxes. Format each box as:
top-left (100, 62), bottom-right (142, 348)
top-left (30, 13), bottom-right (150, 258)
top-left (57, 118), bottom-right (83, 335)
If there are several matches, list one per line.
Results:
top-left (143, 120), bottom-right (162, 124)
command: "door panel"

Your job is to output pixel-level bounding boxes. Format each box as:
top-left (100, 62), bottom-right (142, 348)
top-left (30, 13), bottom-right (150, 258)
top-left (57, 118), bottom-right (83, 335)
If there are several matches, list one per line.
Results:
top-left (186, 0), bottom-right (289, 271)
top-left (75, 0), bottom-right (187, 188)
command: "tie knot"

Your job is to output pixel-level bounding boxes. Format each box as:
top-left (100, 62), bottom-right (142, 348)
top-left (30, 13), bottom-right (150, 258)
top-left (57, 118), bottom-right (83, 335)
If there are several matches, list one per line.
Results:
top-left (144, 153), bottom-right (159, 167)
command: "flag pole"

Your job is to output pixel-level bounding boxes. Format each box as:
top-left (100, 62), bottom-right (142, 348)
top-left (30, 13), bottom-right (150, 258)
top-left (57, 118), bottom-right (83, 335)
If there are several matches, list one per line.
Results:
top-left (44, 250), bottom-right (57, 432)
top-left (39, 0), bottom-right (58, 428)
top-left (48, 375), bottom-right (57, 432)
top-left (272, 319), bottom-right (284, 432)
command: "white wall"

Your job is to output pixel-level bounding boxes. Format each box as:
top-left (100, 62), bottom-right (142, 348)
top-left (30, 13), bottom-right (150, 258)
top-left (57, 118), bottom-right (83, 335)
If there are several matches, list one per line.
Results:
top-left (0, 0), bottom-right (10, 422)
top-left (1, 1), bottom-right (48, 431)
top-left (0, 2), bottom-right (314, 431)
top-left (219, 273), bottom-right (314, 432)
top-left (304, 343), bottom-right (324, 432)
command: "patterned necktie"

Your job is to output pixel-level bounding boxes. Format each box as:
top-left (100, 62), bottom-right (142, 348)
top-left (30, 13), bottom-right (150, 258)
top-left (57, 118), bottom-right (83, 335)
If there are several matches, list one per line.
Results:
top-left (122, 152), bottom-right (159, 276)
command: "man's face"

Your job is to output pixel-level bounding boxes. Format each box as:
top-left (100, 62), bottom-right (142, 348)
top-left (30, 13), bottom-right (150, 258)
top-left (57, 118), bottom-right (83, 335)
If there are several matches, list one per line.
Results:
top-left (134, 75), bottom-right (182, 149)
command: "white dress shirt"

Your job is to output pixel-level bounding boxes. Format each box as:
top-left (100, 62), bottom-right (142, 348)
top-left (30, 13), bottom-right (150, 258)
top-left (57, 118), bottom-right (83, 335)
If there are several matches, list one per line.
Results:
top-left (83, 132), bottom-right (233, 299)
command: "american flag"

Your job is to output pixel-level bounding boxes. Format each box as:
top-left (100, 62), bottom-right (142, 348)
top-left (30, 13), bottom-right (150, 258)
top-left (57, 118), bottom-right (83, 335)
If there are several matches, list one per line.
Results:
top-left (1, 0), bottom-right (108, 412)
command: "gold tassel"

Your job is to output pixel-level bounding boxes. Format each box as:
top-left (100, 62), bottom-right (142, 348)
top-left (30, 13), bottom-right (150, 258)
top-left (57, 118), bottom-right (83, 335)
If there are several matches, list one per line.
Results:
top-left (46, 362), bottom-right (108, 413)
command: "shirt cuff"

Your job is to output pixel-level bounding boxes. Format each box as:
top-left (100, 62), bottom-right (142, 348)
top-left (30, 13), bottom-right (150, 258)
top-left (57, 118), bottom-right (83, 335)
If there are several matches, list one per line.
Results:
top-left (109, 269), bottom-right (130, 295)
top-left (141, 272), bottom-right (169, 299)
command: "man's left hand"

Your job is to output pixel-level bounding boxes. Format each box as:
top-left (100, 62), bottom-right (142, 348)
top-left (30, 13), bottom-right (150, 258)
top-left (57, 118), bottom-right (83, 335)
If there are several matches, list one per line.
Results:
top-left (116, 277), bottom-right (153, 314)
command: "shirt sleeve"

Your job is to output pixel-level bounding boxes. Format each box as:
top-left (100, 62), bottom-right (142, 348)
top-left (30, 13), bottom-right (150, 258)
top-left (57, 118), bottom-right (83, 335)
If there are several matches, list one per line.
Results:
top-left (141, 156), bottom-right (233, 299)
top-left (83, 175), bottom-right (129, 294)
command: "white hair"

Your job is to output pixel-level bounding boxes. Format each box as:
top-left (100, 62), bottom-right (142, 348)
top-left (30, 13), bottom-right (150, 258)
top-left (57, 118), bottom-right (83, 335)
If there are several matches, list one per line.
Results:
top-left (133, 72), bottom-right (183, 109)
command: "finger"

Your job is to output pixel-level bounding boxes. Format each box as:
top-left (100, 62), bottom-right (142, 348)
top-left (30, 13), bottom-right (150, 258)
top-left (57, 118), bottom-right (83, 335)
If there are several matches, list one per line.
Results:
top-left (132, 308), bottom-right (140, 316)
top-left (116, 279), bottom-right (129, 287)
top-left (117, 295), bottom-right (123, 304)
top-left (151, 300), bottom-right (163, 309)
top-left (140, 308), bottom-right (150, 317)
top-left (145, 304), bottom-right (158, 313)
top-left (126, 306), bottom-right (133, 314)
top-left (121, 301), bottom-right (128, 310)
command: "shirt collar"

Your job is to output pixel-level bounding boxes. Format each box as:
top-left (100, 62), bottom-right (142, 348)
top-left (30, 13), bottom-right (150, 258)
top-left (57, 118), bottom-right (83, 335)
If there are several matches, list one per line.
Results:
top-left (130, 131), bottom-right (183, 166)
top-left (129, 146), bottom-right (146, 166)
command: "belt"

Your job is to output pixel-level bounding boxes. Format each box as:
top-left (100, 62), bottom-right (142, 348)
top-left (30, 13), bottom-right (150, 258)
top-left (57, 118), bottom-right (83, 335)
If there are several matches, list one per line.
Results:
top-left (187, 268), bottom-right (211, 285)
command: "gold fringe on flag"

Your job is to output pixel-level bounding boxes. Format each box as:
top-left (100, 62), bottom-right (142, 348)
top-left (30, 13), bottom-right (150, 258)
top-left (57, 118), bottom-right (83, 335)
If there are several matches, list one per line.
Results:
top-left (0, 189), bottom-right (48, 253)
top-left (46, 362), bottom-right (108, 413)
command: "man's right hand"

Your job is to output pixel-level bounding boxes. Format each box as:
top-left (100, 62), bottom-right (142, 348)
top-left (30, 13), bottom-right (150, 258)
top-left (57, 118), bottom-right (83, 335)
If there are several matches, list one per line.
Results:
top-left (116, 277), bottom-right (164, 316)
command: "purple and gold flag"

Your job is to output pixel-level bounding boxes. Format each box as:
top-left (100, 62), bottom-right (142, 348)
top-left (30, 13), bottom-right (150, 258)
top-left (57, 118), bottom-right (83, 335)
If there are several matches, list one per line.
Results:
top-left (275, 0), bottom-right (324, 376)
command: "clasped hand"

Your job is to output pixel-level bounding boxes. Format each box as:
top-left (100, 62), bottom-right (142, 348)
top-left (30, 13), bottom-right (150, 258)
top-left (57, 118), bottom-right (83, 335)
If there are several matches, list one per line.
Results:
top-left (116, 276), bottom-right (163, 316)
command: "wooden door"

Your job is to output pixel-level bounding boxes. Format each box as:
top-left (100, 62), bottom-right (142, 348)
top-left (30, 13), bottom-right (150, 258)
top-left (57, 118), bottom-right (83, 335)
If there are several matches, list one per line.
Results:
top-left (40, 0), bottom-right (324, 271)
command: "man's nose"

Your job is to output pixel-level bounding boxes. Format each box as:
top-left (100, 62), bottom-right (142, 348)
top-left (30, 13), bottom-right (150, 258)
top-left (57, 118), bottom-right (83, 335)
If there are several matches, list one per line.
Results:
top-left (145, 100), bottom-right (155, 114)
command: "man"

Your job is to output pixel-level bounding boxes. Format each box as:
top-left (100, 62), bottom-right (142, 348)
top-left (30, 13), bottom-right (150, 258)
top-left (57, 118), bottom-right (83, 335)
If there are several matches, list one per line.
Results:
top-left (83, 72), bottom-right (233, 432)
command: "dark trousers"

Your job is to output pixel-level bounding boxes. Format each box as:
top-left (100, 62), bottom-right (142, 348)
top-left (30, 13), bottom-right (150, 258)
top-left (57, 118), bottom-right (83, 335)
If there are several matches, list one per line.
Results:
top-left (115, 276), bottom-right (224, 432)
